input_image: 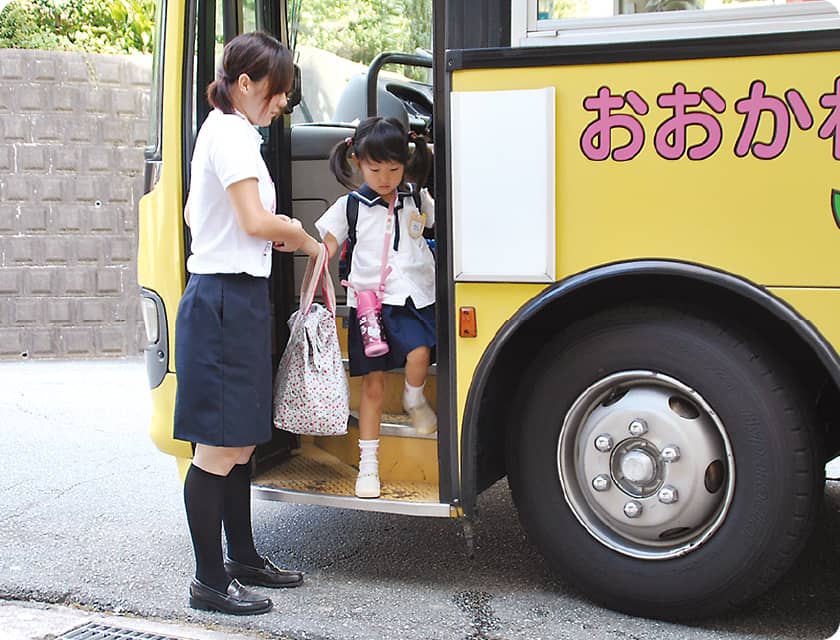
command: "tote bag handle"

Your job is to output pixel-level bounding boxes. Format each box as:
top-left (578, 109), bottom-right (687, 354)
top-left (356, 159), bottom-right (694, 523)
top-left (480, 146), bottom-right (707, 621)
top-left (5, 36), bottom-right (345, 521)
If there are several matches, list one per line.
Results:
top-left (298, 242), bottom-right (335, 317)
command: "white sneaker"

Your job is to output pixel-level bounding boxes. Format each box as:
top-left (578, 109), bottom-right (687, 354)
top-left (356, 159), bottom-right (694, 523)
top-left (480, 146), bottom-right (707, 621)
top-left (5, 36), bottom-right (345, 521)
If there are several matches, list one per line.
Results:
top-left (355, 472), bottom-right (380, 498)
top-left (404, 398), bottom-right (437, 435)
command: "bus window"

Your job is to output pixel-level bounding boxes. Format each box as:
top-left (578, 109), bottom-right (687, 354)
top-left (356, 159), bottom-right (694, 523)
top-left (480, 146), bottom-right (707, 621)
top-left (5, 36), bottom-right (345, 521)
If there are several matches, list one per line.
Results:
top-left (288, 0), bottom-right (432, 125)
top-left (536, 0), bottom-right (793, 19)
top-left (143, 0), bottom-right (166, 196)
top-left (146, 0), bottom-right (166, 163)
top-left (518, 0), bottom-right (840, 44)
top-left (243, 0), bottom-right (257, 32)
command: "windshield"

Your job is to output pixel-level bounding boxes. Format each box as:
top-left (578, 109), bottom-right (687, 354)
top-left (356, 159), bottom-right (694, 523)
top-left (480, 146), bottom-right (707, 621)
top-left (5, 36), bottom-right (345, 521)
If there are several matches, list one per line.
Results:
top-left (289, 0), bottom-right (432, 123)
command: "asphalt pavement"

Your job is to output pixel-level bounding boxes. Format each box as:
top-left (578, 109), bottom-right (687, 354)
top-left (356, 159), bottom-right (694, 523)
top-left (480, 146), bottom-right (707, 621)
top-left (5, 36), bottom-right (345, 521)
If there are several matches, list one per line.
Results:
top-left (3, 358), bottom-right (840, 640)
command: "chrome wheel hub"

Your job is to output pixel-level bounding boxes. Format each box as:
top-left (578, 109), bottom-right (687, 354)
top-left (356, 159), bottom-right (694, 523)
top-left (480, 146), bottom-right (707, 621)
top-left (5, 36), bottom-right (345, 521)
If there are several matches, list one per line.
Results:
top-left (612, 439), bottom-right (662, 498)
top-left (557, 371), bottom-right (735, 560)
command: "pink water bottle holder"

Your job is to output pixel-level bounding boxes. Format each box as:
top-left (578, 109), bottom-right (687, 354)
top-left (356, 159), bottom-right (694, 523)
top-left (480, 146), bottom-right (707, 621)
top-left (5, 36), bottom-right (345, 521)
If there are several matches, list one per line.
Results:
top-left (343, 284), bottom-right (390, 357)
top-left (342, 196), bottom-right (396, 359)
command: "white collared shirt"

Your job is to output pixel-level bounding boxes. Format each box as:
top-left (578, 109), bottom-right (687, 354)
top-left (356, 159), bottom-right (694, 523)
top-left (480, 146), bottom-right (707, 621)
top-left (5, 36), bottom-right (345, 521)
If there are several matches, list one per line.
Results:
top-left (315, 186), bottom-right (436, 309)
top-left (186, 109), bottom-right (275, 278)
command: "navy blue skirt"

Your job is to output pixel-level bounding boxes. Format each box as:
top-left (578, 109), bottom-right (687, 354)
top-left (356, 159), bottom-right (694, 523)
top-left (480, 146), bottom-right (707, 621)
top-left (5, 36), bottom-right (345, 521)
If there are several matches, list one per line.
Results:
top-left (348, 298), bottom-right (436, 377)
top-left (173, 273), bottom-right (273, 447)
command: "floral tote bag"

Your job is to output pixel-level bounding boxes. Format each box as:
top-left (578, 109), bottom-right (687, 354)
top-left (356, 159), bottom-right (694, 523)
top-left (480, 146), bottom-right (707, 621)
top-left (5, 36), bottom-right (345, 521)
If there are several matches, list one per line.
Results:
top-left (273, 243), bottom-right (349, 436)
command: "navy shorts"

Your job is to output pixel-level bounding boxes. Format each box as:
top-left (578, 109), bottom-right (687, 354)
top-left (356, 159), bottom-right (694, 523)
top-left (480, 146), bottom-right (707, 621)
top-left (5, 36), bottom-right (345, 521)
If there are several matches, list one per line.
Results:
top-left (348, 298), bottom-right (436, 377)
top-left (173, 273), bottom-right (273, 447)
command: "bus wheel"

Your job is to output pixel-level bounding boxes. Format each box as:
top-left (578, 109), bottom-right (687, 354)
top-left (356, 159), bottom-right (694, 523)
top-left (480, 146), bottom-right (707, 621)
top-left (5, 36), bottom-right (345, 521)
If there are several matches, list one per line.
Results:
top-left (507, 305), bottom-right (822, 620)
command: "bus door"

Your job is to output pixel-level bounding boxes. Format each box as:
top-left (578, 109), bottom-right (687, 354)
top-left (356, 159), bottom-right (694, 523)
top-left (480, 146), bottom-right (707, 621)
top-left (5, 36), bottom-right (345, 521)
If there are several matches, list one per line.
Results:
top-left (247, 0), bottom-right (455, 517)
top-left (141, 0), bottom-right (455, 515)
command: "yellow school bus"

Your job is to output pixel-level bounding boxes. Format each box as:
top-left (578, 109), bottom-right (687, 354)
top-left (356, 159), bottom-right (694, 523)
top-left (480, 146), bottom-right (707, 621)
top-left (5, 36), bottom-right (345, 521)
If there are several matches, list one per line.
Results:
top-left (138, 0), bottom-right (840, 619)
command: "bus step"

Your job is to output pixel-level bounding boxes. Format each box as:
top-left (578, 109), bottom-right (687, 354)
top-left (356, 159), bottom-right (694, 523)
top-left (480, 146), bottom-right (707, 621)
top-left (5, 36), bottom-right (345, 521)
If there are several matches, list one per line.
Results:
top-left (342, 358), bottom-right (437, 376)
top-left (252, 441), bottom-right (440, 505)
top-left (349, 410), bottom-right (438, 440)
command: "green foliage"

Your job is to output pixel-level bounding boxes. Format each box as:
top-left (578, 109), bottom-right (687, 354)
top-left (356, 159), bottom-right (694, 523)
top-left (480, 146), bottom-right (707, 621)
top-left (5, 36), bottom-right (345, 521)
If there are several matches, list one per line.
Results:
top-left (293, 0), bottom-right (432, 80)
top-left (539, 0), bottom-right (588, 19)
top-left (0, 0), bottom-right (156, 53)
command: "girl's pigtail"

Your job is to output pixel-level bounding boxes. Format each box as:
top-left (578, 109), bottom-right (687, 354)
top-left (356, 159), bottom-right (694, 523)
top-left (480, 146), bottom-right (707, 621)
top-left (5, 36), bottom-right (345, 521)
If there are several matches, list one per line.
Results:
top-left (329, 137), bottom-right (358, 190)
top-left (405, 133), bottom-right (432, 188)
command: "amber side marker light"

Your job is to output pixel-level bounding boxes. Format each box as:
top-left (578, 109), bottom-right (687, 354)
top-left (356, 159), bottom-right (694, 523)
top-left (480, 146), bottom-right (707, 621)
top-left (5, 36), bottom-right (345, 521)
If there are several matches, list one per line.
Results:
top-left (459, 307), bottom-right (477, 337)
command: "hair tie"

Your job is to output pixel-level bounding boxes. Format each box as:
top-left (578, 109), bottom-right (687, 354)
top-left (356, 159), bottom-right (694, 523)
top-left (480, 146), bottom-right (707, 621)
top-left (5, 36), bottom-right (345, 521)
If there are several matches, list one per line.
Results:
top-left (345, 137), bottom-right (353, 147)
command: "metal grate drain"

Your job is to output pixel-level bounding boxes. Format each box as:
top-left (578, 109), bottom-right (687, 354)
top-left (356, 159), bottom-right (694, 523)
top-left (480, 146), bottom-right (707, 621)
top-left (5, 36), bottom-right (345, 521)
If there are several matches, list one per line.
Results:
top-left (58, 622), bottom-right (186, 640)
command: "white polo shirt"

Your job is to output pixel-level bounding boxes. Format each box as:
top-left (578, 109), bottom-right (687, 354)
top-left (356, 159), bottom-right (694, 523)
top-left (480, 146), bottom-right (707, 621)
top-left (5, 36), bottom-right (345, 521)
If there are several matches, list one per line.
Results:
top-left (316, 184), bottom-right (436, 309)
top-left (186, 109), bottom-right (275, 278)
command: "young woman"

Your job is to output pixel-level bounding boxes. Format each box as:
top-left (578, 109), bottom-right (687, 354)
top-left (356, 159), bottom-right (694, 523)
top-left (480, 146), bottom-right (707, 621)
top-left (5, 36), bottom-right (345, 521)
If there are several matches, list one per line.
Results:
top-left (174, 31), bottom-right (320, 615)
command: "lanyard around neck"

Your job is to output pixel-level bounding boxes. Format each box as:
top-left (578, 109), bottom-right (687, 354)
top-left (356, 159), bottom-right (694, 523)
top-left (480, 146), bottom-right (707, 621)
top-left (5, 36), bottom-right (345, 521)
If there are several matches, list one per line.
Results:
top-left (378, 197), bottom-right (395, 297)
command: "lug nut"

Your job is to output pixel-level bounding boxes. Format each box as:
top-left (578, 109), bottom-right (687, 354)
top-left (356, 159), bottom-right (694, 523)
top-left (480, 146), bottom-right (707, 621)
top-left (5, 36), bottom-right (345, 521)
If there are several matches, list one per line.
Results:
top-left (628, 419), bottom-right (648, 436)
top-left (592, 474), bottom-right (611, 492)
top-left (661, 445), bottom-right (681, 463)
top-left (658, 486), bottom-right (679, 504)
top-left (623, 500), bottom-right (643, 518)
top-left (594, 434), bottom-right (614, 452)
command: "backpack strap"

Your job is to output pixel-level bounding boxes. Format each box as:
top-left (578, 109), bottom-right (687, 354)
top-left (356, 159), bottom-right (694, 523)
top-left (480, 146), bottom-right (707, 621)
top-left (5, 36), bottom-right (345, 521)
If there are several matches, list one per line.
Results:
top-left (338, 193), bottom-right (360, 282)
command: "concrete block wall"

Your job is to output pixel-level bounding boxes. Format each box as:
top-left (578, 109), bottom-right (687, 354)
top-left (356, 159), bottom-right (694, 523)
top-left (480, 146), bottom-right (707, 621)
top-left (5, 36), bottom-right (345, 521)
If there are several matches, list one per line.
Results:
top-left (0, 49), bottom-right (150, 359)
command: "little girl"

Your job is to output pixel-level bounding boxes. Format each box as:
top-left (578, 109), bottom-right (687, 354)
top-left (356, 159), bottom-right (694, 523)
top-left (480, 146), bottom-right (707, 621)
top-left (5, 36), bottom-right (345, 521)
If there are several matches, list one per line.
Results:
top-left (315, 116), bottom-right (436, 499)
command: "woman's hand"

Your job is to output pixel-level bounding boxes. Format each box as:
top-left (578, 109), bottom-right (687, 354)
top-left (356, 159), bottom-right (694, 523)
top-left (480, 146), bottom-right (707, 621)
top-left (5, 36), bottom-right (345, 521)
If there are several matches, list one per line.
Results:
top-left (272, 219), bottom-right (305, 252)
top-left (272, 221), bottom-right (320, 258)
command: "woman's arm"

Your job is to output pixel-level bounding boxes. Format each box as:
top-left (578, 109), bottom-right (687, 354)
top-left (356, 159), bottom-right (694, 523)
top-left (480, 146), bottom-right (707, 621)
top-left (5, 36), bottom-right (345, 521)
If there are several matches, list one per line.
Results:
top-left (226, 178), bottom-right (319, 257)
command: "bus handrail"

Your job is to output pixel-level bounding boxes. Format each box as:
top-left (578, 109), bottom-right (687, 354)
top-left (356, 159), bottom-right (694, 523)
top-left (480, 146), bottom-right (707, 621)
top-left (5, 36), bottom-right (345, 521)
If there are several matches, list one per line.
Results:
top-left (366, 52), bottom-right (433, 118)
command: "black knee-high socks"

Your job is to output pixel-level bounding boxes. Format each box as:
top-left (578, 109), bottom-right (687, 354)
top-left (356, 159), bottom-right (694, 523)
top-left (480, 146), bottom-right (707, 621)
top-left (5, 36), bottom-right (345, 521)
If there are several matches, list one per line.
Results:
top-left (184, 462), bottom-right (262, 592)
top-left (223, 463), bottom-right (262, 567)
top-left (183, 464), bottom-right (228, 591)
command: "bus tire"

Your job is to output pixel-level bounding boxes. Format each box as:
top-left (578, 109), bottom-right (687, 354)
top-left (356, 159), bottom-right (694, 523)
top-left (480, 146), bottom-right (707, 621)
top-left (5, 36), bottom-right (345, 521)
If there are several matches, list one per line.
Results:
top-left (507, 304), bottom-right (822, 620)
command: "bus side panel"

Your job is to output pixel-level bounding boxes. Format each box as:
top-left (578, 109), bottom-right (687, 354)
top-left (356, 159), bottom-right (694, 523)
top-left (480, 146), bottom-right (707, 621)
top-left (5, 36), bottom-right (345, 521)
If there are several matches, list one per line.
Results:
top-left (450, 45), bottom-right (840, 458)
top-left (137, 0), bottom-right (190, 458)
top-left (451, 50), bottom-right (840, 288)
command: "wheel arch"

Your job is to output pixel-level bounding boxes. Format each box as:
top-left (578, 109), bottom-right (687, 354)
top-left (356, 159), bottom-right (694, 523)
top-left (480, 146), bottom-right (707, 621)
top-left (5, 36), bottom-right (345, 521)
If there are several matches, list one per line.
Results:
top-left (459, 259), bottom-right (840, 516)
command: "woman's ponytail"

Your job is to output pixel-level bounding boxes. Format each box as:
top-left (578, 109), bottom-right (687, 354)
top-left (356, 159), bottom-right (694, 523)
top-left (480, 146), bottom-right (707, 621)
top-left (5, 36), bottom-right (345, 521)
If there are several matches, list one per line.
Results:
top-left (206, 74), bottom-right (234, 113)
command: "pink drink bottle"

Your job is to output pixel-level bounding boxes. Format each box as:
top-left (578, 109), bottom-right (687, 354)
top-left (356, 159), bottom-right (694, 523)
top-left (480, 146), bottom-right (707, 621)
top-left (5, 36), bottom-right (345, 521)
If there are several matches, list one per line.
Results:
top-left (355, 289), bottom-right (389, 357)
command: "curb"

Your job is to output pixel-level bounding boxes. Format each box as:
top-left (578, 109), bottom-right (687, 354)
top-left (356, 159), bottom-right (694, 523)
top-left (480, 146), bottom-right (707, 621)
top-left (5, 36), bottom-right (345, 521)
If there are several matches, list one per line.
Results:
top-left (0, 599), bottom-right (266, 640)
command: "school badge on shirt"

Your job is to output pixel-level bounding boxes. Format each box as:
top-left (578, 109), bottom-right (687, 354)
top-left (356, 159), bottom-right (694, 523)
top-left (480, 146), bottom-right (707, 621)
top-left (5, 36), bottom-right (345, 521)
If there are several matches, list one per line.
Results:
top-left (408, 210), bottom-right (426, 239)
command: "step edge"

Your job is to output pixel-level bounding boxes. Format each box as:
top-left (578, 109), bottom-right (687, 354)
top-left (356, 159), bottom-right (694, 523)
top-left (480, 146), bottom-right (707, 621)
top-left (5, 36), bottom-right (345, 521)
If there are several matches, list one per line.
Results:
top-left (348, 411), bottom-right (438, 440)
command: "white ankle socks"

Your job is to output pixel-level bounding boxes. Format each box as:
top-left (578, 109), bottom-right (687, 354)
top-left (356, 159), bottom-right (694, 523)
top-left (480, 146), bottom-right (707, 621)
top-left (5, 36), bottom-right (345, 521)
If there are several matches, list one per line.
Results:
top-left (404, 382), bottom-right (425, 409)
top-left (358, 439), bottom-right (380, 476)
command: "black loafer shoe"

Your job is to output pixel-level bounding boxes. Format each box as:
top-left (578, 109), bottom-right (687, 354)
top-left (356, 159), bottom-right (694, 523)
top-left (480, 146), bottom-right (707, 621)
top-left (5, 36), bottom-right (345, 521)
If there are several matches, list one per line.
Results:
top-left (189, 578), bottom-right (273, 615)
top-left (225, 556), bottom-right (304, 588)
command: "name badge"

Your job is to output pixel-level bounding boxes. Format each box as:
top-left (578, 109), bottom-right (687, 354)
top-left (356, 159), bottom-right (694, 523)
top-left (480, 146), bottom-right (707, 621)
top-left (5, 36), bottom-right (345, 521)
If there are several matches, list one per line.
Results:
top-left (408, 210), bottom-right (426, 239)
